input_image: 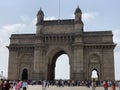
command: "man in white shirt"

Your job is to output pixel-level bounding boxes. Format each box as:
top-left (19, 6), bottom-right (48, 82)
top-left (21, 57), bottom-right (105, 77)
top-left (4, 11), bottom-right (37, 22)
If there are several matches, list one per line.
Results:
top-left (42, 80), bottom-right (46, 90)
top-left (22, 80), bottom-right (28, 90)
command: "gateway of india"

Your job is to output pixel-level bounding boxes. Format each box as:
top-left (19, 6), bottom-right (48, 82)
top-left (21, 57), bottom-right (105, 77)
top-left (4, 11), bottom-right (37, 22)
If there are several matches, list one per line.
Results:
top-left (8, 6), bottom-right (116, 81)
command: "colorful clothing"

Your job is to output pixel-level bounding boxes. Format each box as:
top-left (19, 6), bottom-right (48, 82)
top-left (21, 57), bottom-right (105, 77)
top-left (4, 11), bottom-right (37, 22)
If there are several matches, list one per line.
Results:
top-left (5, 82), bottom-right (11, 90)
top-left (15, 81), bottom-right (22, 90)
top-left (0, 80), bottom-right (3, 90)
top-left (104, 81), bottom-right (108, 90)
top-left (112, 83), bottom-right (116, 90)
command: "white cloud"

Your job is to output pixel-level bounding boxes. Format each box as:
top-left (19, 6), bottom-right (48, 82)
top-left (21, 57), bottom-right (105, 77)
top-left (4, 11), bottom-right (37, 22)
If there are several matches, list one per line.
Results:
top-left (113, 29), bottom-right (120, 43)
top-left (72, 12), bottom-right (98, 22)
top-left (82, 12), bottom-right (98, 22)
top-left (1, 24), bottom-right (26, 33)
top-left (44, 16), bottom-right (58, 20)
top-left (20, 16), bottom-right (30, 23)
top-left (32, 18), bottom-right (37, 25)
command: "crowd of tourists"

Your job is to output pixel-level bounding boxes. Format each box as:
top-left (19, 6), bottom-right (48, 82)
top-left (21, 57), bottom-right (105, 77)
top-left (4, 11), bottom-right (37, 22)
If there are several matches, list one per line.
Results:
top-left (40, 80), bottom-right (120, 90)
top-left (0, 79), bottom-right (28, 90)
top-left (0, 79), bottom-right (120, 90)
top-left (41, 80), bottom-right (120, 90)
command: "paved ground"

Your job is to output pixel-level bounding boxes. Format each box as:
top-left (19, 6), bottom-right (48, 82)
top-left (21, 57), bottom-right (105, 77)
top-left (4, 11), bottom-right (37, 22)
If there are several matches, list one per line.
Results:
top-left (17, 85), bottom-right (119, 90)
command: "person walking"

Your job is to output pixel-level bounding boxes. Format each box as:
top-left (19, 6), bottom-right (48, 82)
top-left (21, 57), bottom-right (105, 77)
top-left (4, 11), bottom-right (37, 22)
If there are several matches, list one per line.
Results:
top-left (5, 80), bottom-right (11, 90)
top-left (15, 80), bottom-right (22, 90)
top-left (91, 81), bottom-right (95, 90)
top-left (0, 79), bottom-right (3, 90)
top-left (104, 81), bottom-right (108, 90)
top-left (46, 80), bottom-right (50, 87)
top-left (111, 82), bottom-right (116, 90)
top-left (22, 80), bottom-right (28, 90)
top-left (42, 80), bottom-right (46, 90)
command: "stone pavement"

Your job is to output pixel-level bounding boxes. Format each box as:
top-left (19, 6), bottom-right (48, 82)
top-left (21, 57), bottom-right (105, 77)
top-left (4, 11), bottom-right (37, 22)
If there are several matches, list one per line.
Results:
top-left (17, 85), bottom-right (119, 90)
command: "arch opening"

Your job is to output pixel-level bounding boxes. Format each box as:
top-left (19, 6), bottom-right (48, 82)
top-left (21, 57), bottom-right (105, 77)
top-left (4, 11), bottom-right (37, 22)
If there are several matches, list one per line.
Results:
top-left (47, 50), bottom-right (70, 80)
top-left (91, 69), bottom-right (98, 81)
top-left (55, 54), bottom-right (70, 80)
top-left (22, 68), bottom-right (28, 80)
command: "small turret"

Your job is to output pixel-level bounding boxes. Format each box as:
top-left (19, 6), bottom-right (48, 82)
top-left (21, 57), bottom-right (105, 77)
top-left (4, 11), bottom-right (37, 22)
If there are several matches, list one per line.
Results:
top-left (36, 8), bottom-right (44, 35)
top-left (74, 6), bottom-right (82, 22)
top-left (74, 6), bottom-right (84, 33)
top-left (37, 8), bottom-right (44, 24)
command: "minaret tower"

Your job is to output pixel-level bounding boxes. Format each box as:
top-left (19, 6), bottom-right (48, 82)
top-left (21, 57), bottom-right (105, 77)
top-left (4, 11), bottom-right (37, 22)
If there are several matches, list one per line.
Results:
top-left (36, 8), bottom-right (44, 34)
top-left (37, 8), bottom-right (44, 23)
top-left (74, 6), bottom-right (83, 32)
top-left (74, 6), bottom-right (82, 22)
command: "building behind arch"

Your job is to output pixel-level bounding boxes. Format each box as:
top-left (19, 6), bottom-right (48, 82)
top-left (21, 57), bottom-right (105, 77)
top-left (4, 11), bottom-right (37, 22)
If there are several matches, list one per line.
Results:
top-left (7, 6), bottom-right (116, 81)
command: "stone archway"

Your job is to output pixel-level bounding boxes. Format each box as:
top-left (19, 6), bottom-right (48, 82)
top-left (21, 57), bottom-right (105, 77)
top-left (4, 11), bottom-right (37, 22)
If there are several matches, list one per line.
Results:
top-left (22, 68), bottom-right (28, 80)
top-left (55, 54), bottom-right (70, 80)
top-left (88, 54), bottom-right (101, 80)
top-left (8, 7), bottom-right (116, 81)
top-left (47, 50), bottom-right (70, 80)
top-left (91, 69), bottom-right (99, 80)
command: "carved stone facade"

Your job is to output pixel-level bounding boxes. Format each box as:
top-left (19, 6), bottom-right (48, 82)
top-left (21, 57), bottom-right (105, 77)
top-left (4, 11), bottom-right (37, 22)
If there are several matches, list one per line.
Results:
top-left (8, 7), bottom-right (116, 81)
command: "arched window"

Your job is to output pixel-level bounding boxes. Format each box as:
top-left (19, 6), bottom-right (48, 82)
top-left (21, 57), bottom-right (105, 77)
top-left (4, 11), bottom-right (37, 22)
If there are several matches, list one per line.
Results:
top-left (22, 68), bottom-right (28, 80)
top-left (91, 69), bottom-right (98, 80)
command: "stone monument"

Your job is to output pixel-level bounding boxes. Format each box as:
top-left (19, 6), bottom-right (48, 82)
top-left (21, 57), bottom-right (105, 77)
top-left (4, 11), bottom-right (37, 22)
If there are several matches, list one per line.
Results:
top-left (7, 6), bottom-right (116, 81)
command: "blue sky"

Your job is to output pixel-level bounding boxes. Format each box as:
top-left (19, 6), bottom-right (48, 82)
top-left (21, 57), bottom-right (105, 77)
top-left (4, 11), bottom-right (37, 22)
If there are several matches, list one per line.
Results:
top-left (0, 0), bottom-right (120, 80)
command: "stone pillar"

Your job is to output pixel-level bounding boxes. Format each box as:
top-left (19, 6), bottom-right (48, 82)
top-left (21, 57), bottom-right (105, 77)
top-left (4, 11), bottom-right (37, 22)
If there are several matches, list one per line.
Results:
top-left (34, 46), bottom-right (40, 73)
top-left (72, 44), bottom-right (84, 80)
top-left (8, 48), bottom-right (19, 80)
top-left (34, 45), bottom-right (45, 79)
top-left (102, 49), bottom-right (115, 80)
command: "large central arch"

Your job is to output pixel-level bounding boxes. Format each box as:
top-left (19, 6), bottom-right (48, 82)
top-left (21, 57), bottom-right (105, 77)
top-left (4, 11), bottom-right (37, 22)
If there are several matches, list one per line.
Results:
top-left (46, 48), bottom-right (71, 80)
top-left (55, 54), bottom-right (70, 80)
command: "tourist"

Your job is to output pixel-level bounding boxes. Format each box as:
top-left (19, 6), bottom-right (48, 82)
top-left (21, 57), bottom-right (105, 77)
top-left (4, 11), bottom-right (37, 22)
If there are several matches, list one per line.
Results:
top-left (111, 82), bottom-right (116, 90)
top-left (56, 80), bottom-right (59, 87)
top-left (5, 80), bottom-right (11, 90)
top-left (91, 81), bottom-right (95, 90)
top-left (46, 80), bottom-right (50, 87)
top-left (104, 81), bottom-right (108, 90)
top-left (15, 80), bottom-right (22, 90)
top-left (0, 79), bottom-right (3, 90)
top-left (42, 80), bottom-right (46, 90)
top-left (2, 80), bottom-right (5, 90)
top-left (61, 80), bottom-right (64, 87)
top-left (22, 80), bottom-right (28, 90)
